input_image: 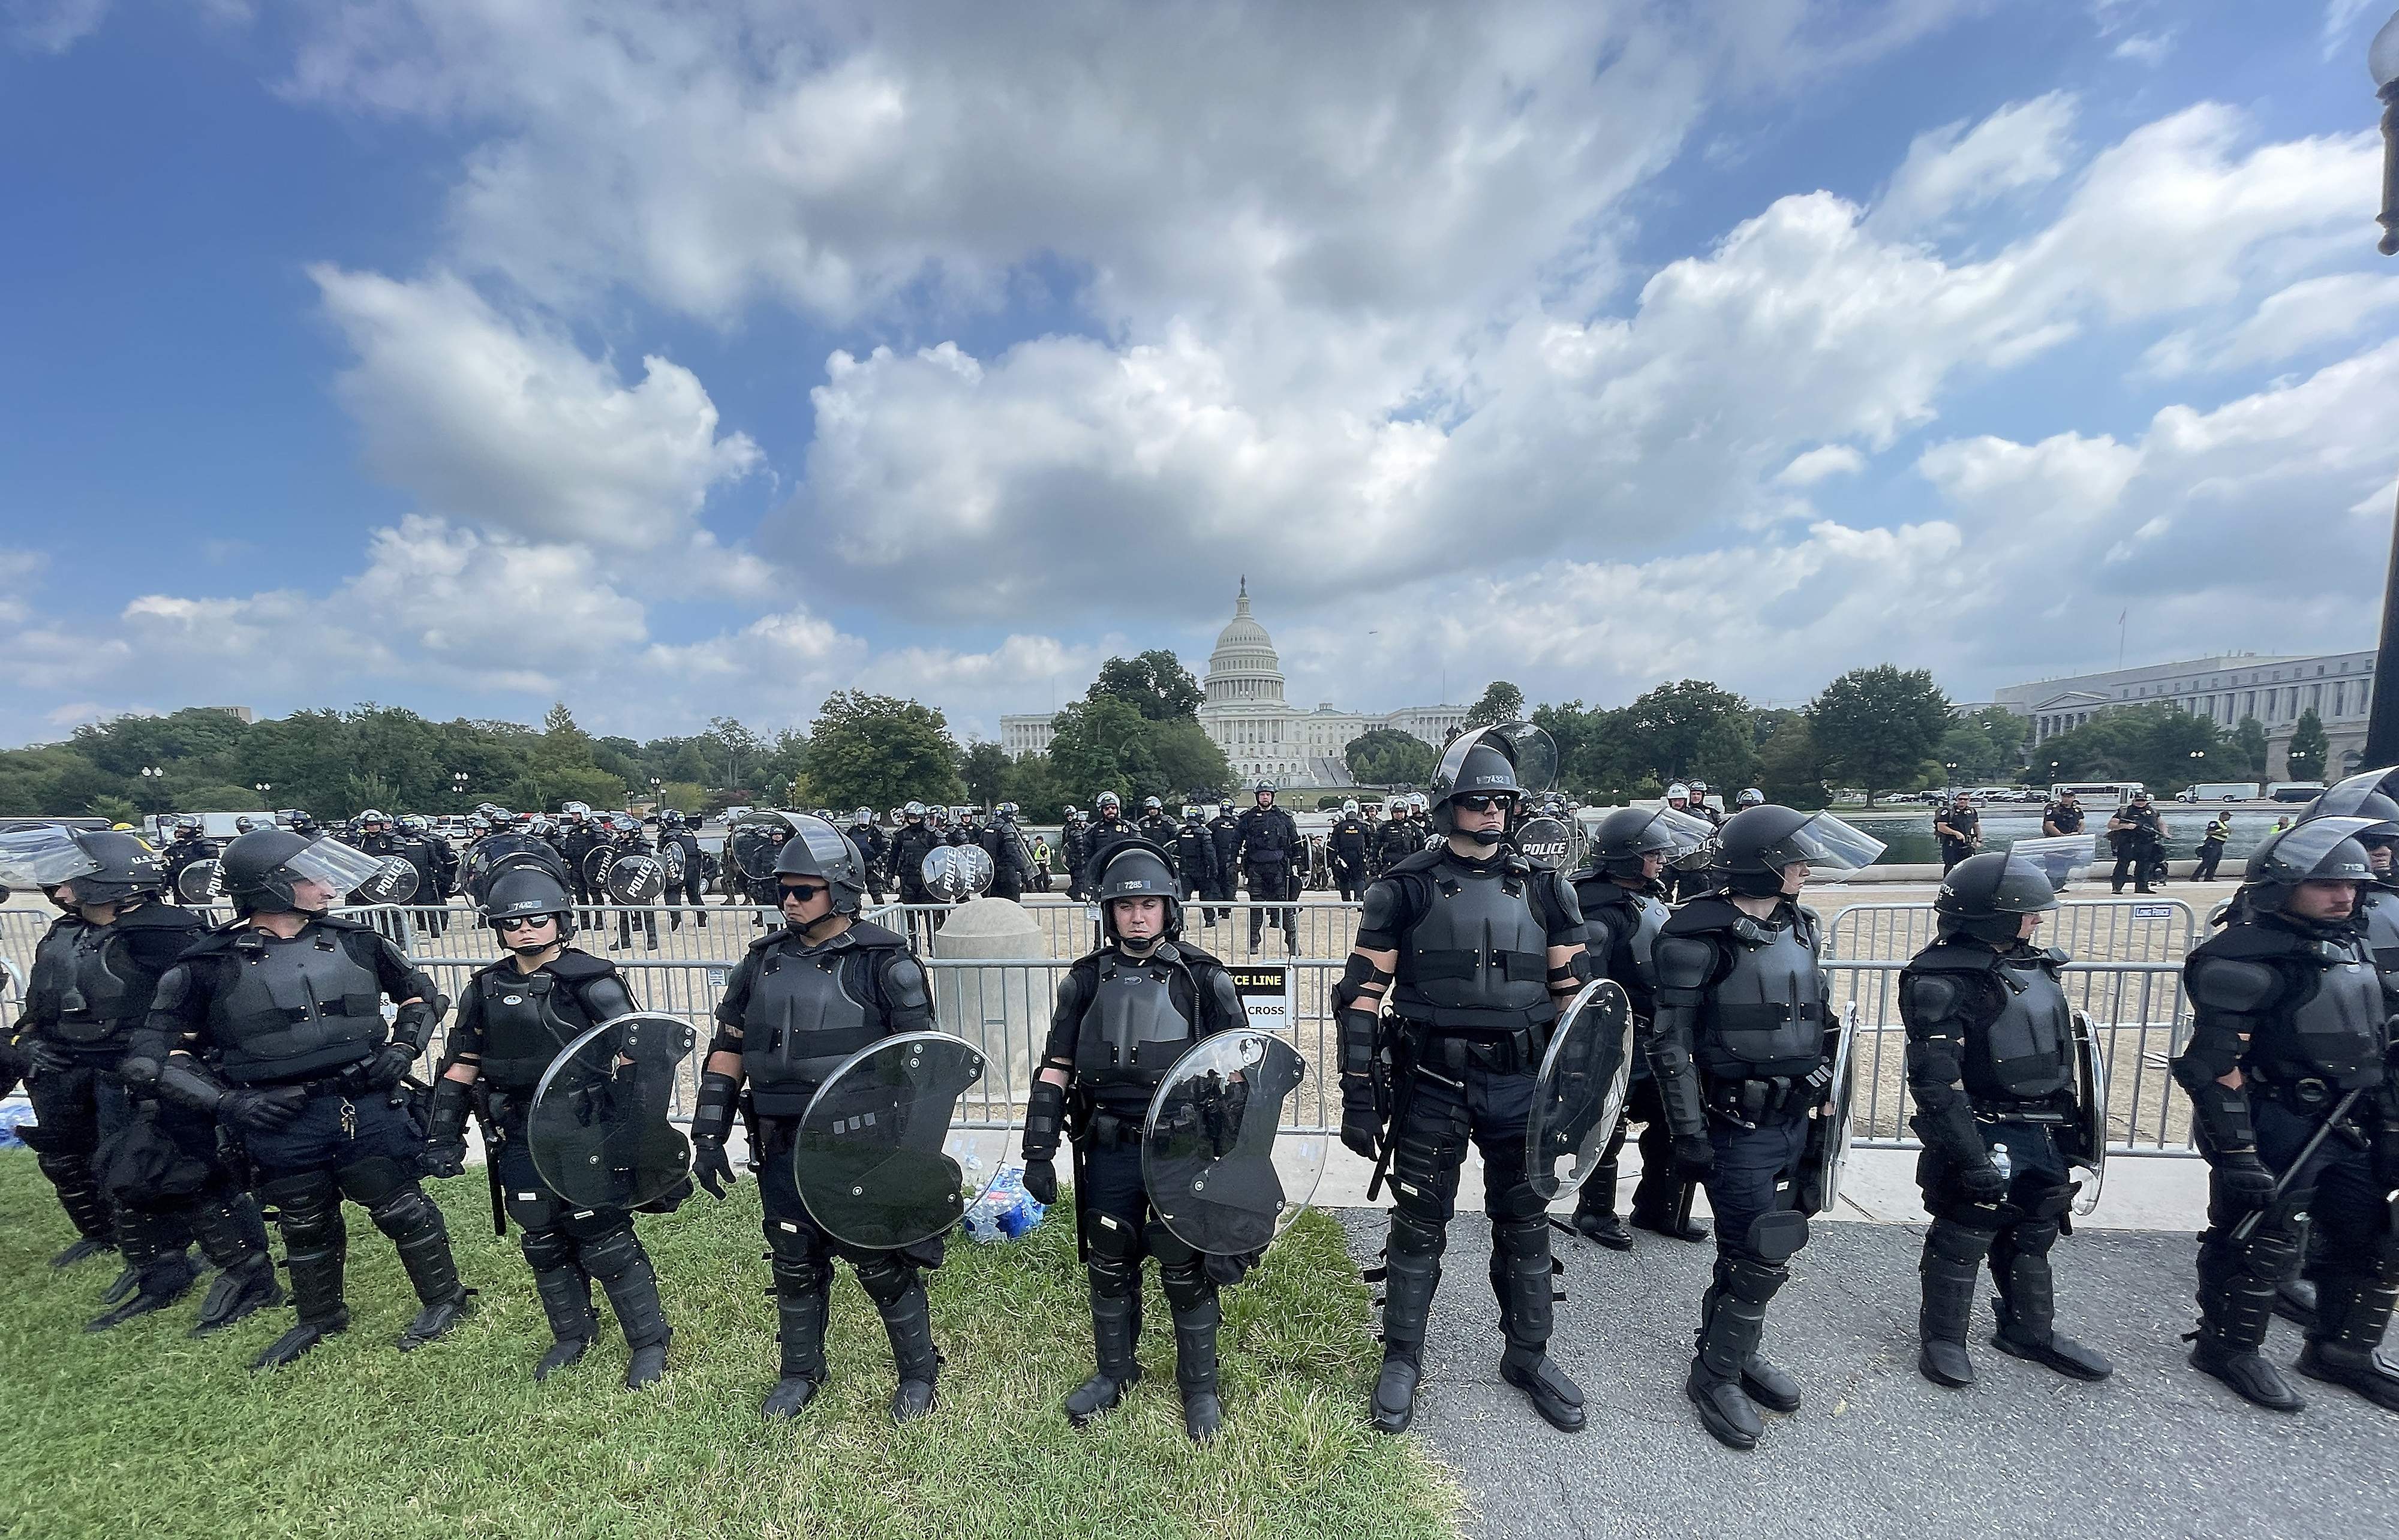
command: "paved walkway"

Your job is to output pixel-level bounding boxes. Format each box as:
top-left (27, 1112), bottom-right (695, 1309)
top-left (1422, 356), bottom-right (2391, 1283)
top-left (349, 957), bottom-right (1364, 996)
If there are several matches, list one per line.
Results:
top-left (1335, 1211), bottom-right (2398, 1540)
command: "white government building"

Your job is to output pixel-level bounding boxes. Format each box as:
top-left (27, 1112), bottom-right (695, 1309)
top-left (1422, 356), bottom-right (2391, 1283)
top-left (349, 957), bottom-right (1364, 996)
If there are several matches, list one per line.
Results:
top-left (1992, 648), bottom-right (2374, 779)
top-left (999, 580), bottom-right (1467, 787)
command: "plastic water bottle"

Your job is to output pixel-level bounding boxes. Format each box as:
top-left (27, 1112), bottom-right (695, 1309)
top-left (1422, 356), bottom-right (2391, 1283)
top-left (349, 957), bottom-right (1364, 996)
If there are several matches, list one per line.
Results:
top-left (0, 1094), bottom-right (33, 1150)
top-left (963, 1163), bottom-right (1048, 1244)
top-left (1989, 1145), bottom-right (2012, 1182)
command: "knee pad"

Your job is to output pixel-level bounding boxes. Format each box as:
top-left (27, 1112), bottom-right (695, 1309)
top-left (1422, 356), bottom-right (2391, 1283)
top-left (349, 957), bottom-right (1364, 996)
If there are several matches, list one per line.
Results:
top-left (764, 1216), bottom-right (830, 1270)
top-left (504, 1186), bottom-right (567, 1234)
top-left (1745, 1209), bottom-right (1809, 1266)
top-left (2001, 1217), bottom-right (2062, 1260)
top-left (33, 1150), bottom-right (93, 1186)
top-left (1159, 1259), bottom-right (1216, 1315)
top-left (335, 1156), bottom-right (415, 1208)
top-left (1385, 1206), bottom-right (1448, 1262)
top-left (260, 1169), bottom-right (343, 1240)
top-left (520, 1224), bottom-right (576, 1272)
top-left (577, 1226), bottom-right (647, 1283)
top-left (363, 1180), bottom-right (437, 1232)
top-left (1924, 1218), bottom-right (1997, 1268)
top-left (853, 1253), bottom-right (918, 1308)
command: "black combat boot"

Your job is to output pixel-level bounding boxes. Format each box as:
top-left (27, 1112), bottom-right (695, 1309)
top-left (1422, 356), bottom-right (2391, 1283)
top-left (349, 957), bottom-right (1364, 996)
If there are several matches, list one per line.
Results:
top-left (254, 1183), bottom-right (350, 1372)
top-left (187, 1195), bottom-right (285, 1337)
top-left (2189, 1231), bottom-right (2305, 1412)
top-left (763, 1255), bottom-right (831, 1418)
top-left (1917, 1218), bottom-right (1991, 1388)
top-left (42, 1154), bottom-right (116, 1268)
top-left (1492, 1217), bottom-right (1585, 1431)
top-left (1687, 1258), bottom-right (1785, 1450)
top-left (1370, 1213), bottom-right (1442, 1434)
top-left (372, 1185), bottom-right (473, 1350)
top-left (585, 1229), bottom-right (672, 1390)
top-left (530, 1263), bottom-right (596, 1382)
top-left (1064, 1261), bottom-right (1144, 1425)
top-left (2296, 1274), bottom-right (2399, 1412)
top-left (861, 1259), bottom-right (939, 1423)
top-left (1164, 1265), bottom-right (1223, 1442)
top-left (84, 1208), bottom-right (199, 1331)
top-left (1990, 1222), bottom-right (2112, 1381)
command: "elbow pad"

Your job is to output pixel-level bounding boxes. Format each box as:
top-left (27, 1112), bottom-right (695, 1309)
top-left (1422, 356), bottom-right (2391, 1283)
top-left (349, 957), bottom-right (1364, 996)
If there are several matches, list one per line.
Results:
top-left (156, 1055), bottom-right (227, 1114)
top-left (391, 998), bottom-right (442, 1055)
top-left (1023, 1079), bottom-right (1067, 1162)
top-left (690, 1070), bottom-right (741, 1144)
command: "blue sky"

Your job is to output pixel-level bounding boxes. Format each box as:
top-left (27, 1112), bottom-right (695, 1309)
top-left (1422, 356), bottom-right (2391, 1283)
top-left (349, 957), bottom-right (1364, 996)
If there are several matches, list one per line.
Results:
top-left (5, 0), bottom-right (2397, 745)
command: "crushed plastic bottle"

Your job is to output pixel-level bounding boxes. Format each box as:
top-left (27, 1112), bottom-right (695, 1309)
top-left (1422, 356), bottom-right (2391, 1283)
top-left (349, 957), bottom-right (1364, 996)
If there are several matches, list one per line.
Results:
top-left (963, 1163), bottom-right (1047, 1244)
top-left (0, 1094), bottom-right (34, 1151)
top-left (1989, 1145), bottom-right (2012, 1182)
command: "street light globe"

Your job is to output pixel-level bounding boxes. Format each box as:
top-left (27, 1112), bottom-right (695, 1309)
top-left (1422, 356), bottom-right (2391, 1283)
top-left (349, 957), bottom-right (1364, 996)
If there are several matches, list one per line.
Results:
top-left (2373, 9), bottom-right (2399, 89)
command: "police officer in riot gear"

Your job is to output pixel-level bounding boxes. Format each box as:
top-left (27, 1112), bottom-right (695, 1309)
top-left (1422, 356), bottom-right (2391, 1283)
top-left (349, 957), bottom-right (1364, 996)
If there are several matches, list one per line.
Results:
top-left (849, 808), bottom-right (889, 904)
top-left (980, 803), bottom-right (1030, 902)
top-left (1060, 808), bottom-right (1092, 901)
top-left (1645, 804), bottom-right (1879, 1449)
top-left (1170, 808), bottom-right (1219, 925)
top-left (161, 816), bottom-right (218, 889)
top-left (1206, 801), bottom-right (1241, 919)
top-left (1084, 793), bottom-right (1138, 889)
top-left (1374, 799), bottom-right (1417, 876)
top-left (1136, 796), bottom-right (1176, 846)
top-left (606, 818), bottom-right (662, 951)
top-left (887, 801), bottom-right (943, 945)
top-left (5, 880), bottom-right (119, 1270)
top-left (1568, 806), bottom-right (1711, 1248)
top-left (655, 810), bottom-right (708, 930)
top-left (557, 804), bottom-right (605, 925)
top-left (1020, 839), bottom-right (1250, 1440)
top-left (143, 828), bottom-right (470, 1370)
top-left (1236, 783), bottom-right (1300, 956)
top-left (1903, 853), bottom-right (2113, 1388)
top-left (423, 867), bottom-right (676, 1388)
top-left (1328, 801), bottom-right (1372, 901)
top-left (2176, 818), bottom-right (2399, 1413)
top-left (689, 818), bottom-right (945, 1422)
top-left (1337, 727), bottom-right (1591, 1434)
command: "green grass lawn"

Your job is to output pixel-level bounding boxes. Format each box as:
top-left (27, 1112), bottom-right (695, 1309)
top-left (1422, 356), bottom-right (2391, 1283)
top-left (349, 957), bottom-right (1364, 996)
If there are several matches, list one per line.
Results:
top-left (0, 1153), bottom-right (1459, 1540)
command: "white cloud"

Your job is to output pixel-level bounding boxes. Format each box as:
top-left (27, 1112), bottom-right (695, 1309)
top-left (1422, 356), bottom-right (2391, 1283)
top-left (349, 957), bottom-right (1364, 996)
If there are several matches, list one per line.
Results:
top-left (5, 0), bottom-right (105, 54)
top-left (312, 266), bottom-right (761, 552)
top-left (1775, 446), bottom-right (1870, 486)
top-left (2325, 0), bottom-right (2381, 61)
top-left (2140, 272), bottom-right (2399, 378)
top-left (1866, 92), bottom-right (2077, 239)
top-left (2111, 31), bottom-right (2175, 64)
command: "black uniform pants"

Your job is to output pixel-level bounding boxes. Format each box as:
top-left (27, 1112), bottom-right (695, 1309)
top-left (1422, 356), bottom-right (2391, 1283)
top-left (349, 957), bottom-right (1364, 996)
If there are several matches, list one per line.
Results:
top-left (662, 881), bottom-right (707, 928)
top-left (1332, 857), bottom-right (1364, 903)
top-left (491, 1099), bottom-right (668, 1349)
top-left (2193, 841), bottom-right (2225, 882)
top-left (615, 900), bottom-right (659, 949)
top-left (1579, 1073), bottom-right (1679, 1220)
top-left (2111, 845), bottom-right (2156, 892)
top-left (1702, 1112), bottom-right (1810, 1265)
top-left (1244, 863), bottom-right (1295, 948)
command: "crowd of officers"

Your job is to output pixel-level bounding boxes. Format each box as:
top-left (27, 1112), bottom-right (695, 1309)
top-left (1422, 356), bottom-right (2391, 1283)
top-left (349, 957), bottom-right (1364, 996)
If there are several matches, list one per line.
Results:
top-left (4, 739), bottom-right (2395, 1460)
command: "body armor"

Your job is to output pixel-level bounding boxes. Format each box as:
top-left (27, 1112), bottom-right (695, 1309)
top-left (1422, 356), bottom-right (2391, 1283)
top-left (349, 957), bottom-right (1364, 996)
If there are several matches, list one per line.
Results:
top-left (742, 941), bottom-right (882, 1105)
top-left (1074, 952), bottom-right (1197, 1109)
top-left (211, 929), bottom-right (386, 1084)
top-left (52, 927), bottom-right (135, 1048)
top-left (2256, 936), bottom-right (2385, 1088)
top-left (1392, 861), bottom-right (1553, 1031)
top-left (475, 970), bottom-right (593, 1091)
top-left (26, 917), bottom-right (85, 1030)
top-left (1696, 918), bottom-right (1825, 1079)
top-left (2357, 888), bottom-right (2399, 1010)
top-left (1967, 951), bottom-right (2075, 1103)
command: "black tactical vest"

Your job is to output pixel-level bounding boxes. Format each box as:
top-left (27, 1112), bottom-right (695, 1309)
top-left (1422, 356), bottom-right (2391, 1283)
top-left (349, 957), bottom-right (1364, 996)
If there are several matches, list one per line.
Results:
top-left (1074, 949), bottom-right (1198, 1109)
top-left (1968, 952), bottom-right (2075, 1103)
top-left (742, 937), bottom-right (885, 1111)
top-left (2257, 935), bottom-right (2385, 1087)
top-left (1392, 859), bottom-right (1555, 1031)
top-left (28, 918), bottom-right (83, 1028)
top-left (52, 926), bottom-right (134, 1048)
top-left (476, 968), bottom-right (594, 1091)
top-left (1697, 917), bottom-right (1826, 1079)
top-left (212, 928), bottom-right (387, 1084)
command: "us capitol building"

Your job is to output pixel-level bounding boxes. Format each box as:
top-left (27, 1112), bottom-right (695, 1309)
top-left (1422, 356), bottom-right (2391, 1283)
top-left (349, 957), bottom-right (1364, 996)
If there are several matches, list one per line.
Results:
top-left (999, 581), bottom-right (1467, 787)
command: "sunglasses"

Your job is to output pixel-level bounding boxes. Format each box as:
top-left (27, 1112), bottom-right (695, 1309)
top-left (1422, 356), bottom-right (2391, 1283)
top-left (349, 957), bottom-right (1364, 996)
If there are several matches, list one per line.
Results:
top-left (777, 882), bottom-right (826, 902)
top-left (494, 915), bottom-right (555, 932)
top-left (1454, 794), bottom-right (1516, 813)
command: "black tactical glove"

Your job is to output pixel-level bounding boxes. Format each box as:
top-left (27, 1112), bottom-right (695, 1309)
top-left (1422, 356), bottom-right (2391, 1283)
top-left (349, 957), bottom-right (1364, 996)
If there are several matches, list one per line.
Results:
top-left (1670, 1132), bottom-right (1716, 1180)
top-left (0, 1034), bottom-right (31, 1090)
top-left (1021, 1157), bottom-right (1058, 1207)
top-left (345, 1043), bottom-right (417, 1093)
top-left (1340, 1075), bottom-right (1381, 1160)
top-left (26, 1038), bottom-right (73, 1076)
top-left (422, 1078), bottom-right (472, 1180)
top-left (692, 1135), bottom-right (735, 1199)
top-left (1955, 1160), bottom-right (2010, 1204)
top-left (2212, 1149), bottom-right (2277, 1212)
top-left (221, 1086), bottom-right (308, 1135)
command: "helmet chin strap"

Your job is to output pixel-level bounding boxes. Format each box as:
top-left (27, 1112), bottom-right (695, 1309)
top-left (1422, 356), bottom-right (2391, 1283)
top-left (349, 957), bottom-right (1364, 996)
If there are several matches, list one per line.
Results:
top-left (1462, 826), bottom-right (1504, 847)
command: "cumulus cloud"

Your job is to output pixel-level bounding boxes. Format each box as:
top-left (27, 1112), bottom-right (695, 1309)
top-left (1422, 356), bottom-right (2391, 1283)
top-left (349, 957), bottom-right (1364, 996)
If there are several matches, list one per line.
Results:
top-left (1866, 92), bottom-right (2076, 239)
top-left (312, 266), bottom-right (761, 551)
top-left (2139, 272), bottom-right (2399, 378)
top-left (4, 0), bottom-right (105, 54)
top-left (1775, 446), bottom-right (1869, 487)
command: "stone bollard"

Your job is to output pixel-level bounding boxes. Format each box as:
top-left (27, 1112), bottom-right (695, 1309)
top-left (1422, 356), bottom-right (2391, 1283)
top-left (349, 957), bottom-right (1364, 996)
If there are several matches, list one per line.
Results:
top-left (928, 897), bottom-right (1046, 1097)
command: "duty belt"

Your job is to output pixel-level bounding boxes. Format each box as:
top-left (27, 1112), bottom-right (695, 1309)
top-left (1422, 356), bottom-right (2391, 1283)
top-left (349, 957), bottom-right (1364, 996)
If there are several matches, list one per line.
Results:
top-left (1083, 1109), bottom-right (1146, 1148)
top-left (1703, 1075), bottom-right (1806, 1129)
top-left (1393, 1018), bottom-right (1540, 1077)
top-left (1974, 1105), bottom-right (2068, 1126)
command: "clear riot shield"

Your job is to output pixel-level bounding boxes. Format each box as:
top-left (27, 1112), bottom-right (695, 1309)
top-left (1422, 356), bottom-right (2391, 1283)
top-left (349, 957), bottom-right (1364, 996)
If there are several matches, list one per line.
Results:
top-left (524, 1013), bottom-right (699, 1211)
top-left (174, 857), bottom-right (226, 905)
top-left (1800, 1002), bottom-right (1860, 1215)
top-left (1143, 1030), bottom-right (1322, 1256)
top-left (1524, 979), bottom-right (1635, 1201)
top-left (793, 1032), bottom-right (994, 1250)
top-left (921, 844), bottom-right (993, 904)
top-left (2069, 1009), bottom-right (2109, 1217)
top-left (1512, 815), bottom-right (1571, 869)
top-left (604, 853), bottom-right (666, 904)
top-left (351, 856), bottom-right (419, 906)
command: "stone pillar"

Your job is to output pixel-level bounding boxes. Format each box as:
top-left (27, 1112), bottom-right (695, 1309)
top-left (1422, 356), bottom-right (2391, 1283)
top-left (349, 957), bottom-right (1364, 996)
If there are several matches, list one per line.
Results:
top-left (928, 897), bottom-right (1047, 1097)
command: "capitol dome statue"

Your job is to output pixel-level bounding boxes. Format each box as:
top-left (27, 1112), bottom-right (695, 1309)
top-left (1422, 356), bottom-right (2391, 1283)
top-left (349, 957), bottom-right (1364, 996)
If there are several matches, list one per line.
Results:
top-left (1204, 578), bottom-right (1286, 706)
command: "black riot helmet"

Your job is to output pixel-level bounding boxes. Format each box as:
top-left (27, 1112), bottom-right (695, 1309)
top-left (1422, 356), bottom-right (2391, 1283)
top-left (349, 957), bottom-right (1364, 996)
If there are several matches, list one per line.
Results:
top-left (221, 828), bottom-right (386, 916)
top-left (1096, 791), bottom-right (1121, 814)
top-left (1427, 723), bottom-right (1555, 843)
top-left (1143, 796), bottom-right (1164, 813)
top-left (2236, 816), bottom-right (2376, 920)
top-left (28, 830), bottom-right (167, 909)
top-left (485, 865), bottom-right (576, 946)
top-left (1713, 805), bottom-right (1885, 897)
top-left (173, 814), bottom-right (203, 839)
top-left (771, 813), bottom-right (868, 916)
top-left (1095, 837), bottom-right (1182, 942)
top-left (1588, 805), bottom-right (1714, 882)
top-left (1934, 852), bottom-right (2061, 947)
top-left (2299, 769), bottom-right (2399, 879)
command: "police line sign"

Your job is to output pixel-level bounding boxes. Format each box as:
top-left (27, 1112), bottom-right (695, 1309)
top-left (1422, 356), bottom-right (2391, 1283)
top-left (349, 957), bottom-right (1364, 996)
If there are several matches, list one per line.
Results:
top-left (1228, 964), bottom-right (1293, 1034)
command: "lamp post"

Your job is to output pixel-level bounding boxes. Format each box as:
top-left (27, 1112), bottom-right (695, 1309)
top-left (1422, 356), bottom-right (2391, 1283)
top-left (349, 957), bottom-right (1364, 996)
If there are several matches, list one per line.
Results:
top-left (2362, 10), bottom-right (2399, 763)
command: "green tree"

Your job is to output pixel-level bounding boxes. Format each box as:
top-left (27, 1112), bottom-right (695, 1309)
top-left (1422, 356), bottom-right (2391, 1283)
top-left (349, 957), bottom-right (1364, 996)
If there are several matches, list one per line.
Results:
top-left (1754, 716), bottom-right (1829, 809)
top-left (1463, 681), bottom-right (1527, 731)
top-left (2231, 716), bottom-right (2269, 778)
top-left (2031, 703), bottom-right (2224, 793)
top-left (1088, 650), bottom-right (1205, 721)
top-left (2286, 709), bottom-right (2330, 783)
top-left (960, 742), bottom-right (1011, 807)
top-left (656, 780), bottom-right (710, 814)
top-left (804, 692), bottom-right (963, 812)
top-left (1623, 680), bottom-right (1758, 789)
top-left (1938, 706), bottom-right (2028, 783)
top-left (1146, 718), bottom-right (1234, 801)
top-left (1806, 665), bottom-right (1950, 805)
top-left (86, 793), bottom-right (137, 825)
top-left (1048, 697), bottom-right (1161, 805)
top-left (1345, 727), bottom-right (1437, 787)
top-left (999, 753), bottom-right (1067, 822)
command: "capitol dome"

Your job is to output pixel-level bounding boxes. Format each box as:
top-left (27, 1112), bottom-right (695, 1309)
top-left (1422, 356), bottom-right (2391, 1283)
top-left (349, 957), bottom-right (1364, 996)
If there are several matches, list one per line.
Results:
top-left (1205, 578), bottom-right (1285, 707)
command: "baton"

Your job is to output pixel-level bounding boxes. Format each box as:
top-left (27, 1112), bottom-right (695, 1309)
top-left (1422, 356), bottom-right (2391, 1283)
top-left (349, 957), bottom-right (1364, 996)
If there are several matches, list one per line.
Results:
top-left (2230, 1087), bottom-right (2364, 1244)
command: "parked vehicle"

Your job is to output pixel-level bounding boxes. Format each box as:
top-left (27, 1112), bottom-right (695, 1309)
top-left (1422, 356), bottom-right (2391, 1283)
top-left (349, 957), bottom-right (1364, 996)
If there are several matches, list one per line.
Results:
top-left (2268, 780), bottom-right (2327, 802)
top-left (2177, 782), bottom-right (2260, 802)
top-left (2048, 781), bottom-right (2145, 808)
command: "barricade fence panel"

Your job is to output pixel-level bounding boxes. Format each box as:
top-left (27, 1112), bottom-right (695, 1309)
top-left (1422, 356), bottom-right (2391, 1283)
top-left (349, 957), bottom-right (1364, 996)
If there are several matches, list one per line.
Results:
top-left (0, 892), bottom-right (2200, 1154)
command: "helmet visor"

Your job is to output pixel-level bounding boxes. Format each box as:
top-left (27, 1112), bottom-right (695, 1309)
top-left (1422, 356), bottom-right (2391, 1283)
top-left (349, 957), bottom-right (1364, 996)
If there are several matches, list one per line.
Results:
top-left (2256, 816), bottom-right (2379, 884)
top-left (1760, 811), bottom-right (1886, 875)
top-left (1640, 807), bottom-right (1718, 861)
top-left (0, 826), bottom-right (101, 888)
top-left (284, 836), bottom-right (392, 896)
